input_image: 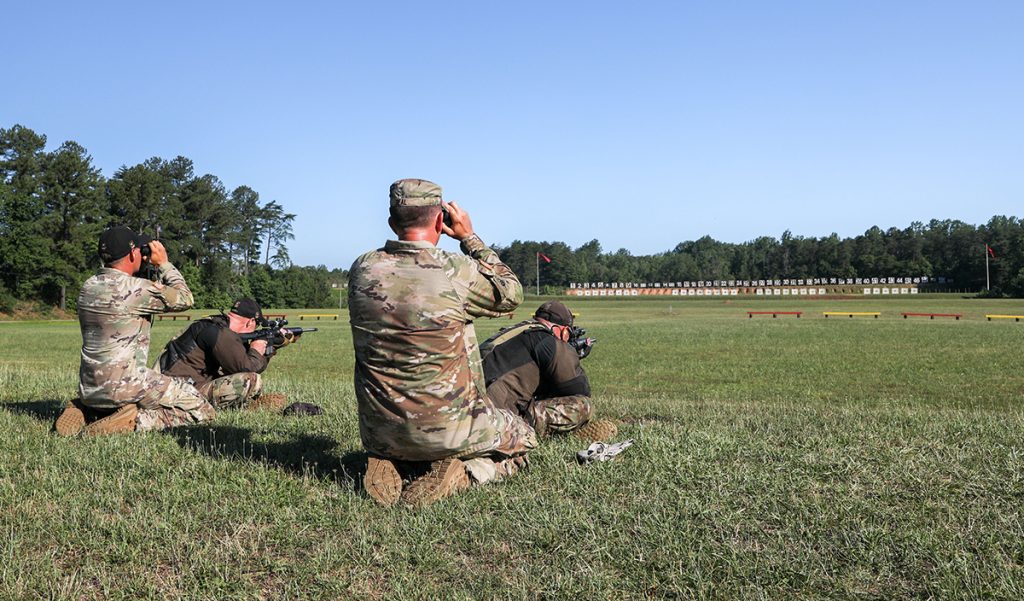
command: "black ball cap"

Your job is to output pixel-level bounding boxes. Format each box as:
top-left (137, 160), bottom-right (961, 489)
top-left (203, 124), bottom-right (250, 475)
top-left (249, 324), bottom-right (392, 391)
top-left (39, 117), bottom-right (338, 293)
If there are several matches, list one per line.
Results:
top-left (534, 300), bottom-right (574, 326)
top-left (230, 297), bottom-right (263, 320)
top-left (98, 226), bottom-right (149, 263)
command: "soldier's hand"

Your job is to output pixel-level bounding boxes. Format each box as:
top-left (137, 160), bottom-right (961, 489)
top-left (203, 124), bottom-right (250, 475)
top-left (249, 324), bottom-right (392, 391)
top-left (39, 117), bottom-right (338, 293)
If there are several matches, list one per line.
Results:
top-left (146, 240), bottom-right (168, 266)
top-left (441, 201), bottom-right (475, 241)
top-left (577, 338), bottom-right (595, 359)
top-left (251, 339), bottom-right (269, 356)
top-left (273, 329), bottom-right (296, 348)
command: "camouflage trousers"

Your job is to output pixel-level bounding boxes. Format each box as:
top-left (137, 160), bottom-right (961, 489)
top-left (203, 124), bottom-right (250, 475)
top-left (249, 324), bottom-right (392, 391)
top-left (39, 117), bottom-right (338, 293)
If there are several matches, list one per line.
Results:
top-left (195, 372), bottom-right (263, 409)
top-left (81, 369), bottom-right (216, 432)
top-left (460, 394), bottom-right (591, 484)
top-left (522, 395), bottom-right (592, 437)
top-left (455, 404), bottom-right (537, 484)
top-left (361, 397), bottom-right (538, 484)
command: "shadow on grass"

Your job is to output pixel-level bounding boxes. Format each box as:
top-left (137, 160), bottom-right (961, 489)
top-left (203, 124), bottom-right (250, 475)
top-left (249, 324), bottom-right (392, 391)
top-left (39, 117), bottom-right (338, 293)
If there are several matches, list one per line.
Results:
top-left (166, 424), bottom-right (369, 492)
top-left (1, 398), bottom-right (64, 421)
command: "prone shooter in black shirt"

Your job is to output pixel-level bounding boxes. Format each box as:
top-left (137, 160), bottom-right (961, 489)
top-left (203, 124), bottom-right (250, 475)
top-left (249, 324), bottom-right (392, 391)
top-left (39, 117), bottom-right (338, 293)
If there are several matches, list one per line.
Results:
top-left (155, 298), bottom-right (299, 410)
top-left (480, 301), bottom-right (617, 442)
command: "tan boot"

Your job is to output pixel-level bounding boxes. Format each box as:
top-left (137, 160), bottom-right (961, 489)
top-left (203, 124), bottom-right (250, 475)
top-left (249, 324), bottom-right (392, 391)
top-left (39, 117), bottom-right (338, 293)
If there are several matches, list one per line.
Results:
top-left (573, 419), bottom-right (619, 442)
top-left (248, 392), bottom-right (289, 412)
top-left (53, 398), bottom-right (87, 437)
top-left (400, 457), bottom-right (470, 508)
top-left (82, 404), bottom-right (138, 436)
top-left (364, 456), bottom-right (403, 507)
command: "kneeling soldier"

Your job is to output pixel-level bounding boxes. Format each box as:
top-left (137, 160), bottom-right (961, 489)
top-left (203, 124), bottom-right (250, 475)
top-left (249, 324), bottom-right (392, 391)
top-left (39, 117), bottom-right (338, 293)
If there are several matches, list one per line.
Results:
top-left (155, 298), bottom-right (294, 410)
top-left (56, 226), bottom-right (215, 436)
top-left (481, 301), bottom-right (617, 442)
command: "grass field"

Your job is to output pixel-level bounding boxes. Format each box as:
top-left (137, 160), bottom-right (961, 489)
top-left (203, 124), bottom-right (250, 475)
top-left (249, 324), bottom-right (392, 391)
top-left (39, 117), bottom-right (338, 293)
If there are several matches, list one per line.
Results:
top-left (2, 295), bottom-right (1023, 599)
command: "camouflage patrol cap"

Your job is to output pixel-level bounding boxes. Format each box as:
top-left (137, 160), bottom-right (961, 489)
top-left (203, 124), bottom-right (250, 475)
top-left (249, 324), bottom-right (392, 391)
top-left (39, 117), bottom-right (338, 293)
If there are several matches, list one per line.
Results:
top-left (389, 179), bottom-right (442, 207)
top-left (535, 301), bottom-right (574, 326)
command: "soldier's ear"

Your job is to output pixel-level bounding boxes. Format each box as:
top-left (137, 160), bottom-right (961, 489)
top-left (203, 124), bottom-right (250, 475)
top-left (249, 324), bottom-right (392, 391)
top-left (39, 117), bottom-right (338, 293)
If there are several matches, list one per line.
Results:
top-left (388, 216), bottom-right (400, 236)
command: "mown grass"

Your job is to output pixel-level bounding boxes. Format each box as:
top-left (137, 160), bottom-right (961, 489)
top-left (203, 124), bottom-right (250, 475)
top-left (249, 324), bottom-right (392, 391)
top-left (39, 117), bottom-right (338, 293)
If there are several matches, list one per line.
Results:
top-left (1, 296), bottom-right (1023, 599)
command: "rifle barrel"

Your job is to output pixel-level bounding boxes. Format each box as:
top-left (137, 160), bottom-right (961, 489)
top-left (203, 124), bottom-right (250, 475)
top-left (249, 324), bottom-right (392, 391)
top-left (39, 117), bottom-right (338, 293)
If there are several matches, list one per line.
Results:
top-left (239, 326), bottom-right (319, 341)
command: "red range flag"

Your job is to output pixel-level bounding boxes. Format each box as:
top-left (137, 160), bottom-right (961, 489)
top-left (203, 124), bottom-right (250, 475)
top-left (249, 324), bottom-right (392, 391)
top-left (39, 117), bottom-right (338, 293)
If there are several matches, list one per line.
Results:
top-left (986, 244), bottom-right (996, 258)
top-left (537, 252), bottom-right (551, 263)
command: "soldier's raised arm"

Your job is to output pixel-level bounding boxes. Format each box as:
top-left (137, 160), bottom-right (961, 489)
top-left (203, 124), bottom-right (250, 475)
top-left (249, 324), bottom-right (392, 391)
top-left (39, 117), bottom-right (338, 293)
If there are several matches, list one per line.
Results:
top-left (132, 241), bottom-right (194, 315)
top-left (458, 234), bottom-right (523, 317)
top-left (442, 201), bottom-right (523, 317)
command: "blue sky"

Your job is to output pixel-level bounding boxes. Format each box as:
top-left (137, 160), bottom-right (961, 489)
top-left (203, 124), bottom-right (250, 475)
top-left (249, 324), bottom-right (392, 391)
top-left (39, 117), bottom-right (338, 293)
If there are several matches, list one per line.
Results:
top-left (4, 1), bottom-right (1022, 268)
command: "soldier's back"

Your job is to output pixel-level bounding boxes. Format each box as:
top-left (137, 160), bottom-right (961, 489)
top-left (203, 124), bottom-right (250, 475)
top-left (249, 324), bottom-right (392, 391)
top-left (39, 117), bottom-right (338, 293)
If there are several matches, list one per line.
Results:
top-left (78, 269), bottom-right (155, 402)
top-left (348, 240), bottom-right (489, 458)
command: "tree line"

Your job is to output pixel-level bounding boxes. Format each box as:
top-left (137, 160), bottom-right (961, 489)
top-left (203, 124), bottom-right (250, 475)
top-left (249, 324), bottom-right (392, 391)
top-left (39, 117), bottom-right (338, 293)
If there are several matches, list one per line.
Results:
top-left (4, 123), bottom-right (1022, 313)
top-left (496, 219), bottom-right (1024, 296)
top-left (0, 124), bottom-right (342, 313)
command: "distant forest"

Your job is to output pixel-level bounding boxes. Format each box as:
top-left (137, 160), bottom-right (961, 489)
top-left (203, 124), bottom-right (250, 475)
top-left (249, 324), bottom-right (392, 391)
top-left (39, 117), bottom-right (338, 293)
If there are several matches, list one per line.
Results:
top-left (0, 124), bottom-right (343, 312)
top-left (496, 216), bottom-right (1024, 296)
top-left (2, 123), bottom-right (1022, 313)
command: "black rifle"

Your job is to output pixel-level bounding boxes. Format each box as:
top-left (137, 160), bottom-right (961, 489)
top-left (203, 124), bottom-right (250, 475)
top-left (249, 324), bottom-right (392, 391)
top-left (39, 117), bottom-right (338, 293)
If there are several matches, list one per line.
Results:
top-left (568, 325), bottom-right (596, 359)
top-left (240, 318), bottom-right (317, 355)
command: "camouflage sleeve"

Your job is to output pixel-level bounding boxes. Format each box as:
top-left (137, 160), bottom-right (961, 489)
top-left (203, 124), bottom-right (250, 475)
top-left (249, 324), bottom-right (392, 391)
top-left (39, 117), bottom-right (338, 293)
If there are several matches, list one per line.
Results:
top-left (457, 234), bottom-right (524, 318)
top-left (131, 263), bottom-right (195, 315)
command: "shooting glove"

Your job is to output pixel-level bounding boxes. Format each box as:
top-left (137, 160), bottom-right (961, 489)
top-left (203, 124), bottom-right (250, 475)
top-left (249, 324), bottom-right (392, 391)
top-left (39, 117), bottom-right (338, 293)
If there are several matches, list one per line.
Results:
top-left (273, 330), bottom-right (295, 349)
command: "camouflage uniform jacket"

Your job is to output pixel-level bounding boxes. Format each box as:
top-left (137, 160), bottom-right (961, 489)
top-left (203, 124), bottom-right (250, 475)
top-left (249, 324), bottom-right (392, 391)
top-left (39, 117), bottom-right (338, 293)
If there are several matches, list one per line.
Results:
top-left (348, 235), bottom-right (523, 456)
top-left (78, 263), bottom-right (194, 404)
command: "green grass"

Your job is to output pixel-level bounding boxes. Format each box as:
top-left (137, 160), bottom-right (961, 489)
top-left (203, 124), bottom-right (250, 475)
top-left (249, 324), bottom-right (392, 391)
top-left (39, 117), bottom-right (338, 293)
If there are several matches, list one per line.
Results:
top-left (2, 296), bottom-right (1023, 599)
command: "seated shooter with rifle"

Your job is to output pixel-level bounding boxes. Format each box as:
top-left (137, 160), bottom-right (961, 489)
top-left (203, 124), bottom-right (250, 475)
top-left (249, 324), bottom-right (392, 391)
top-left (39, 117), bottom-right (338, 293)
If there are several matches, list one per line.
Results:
top-left (155, 298), bottom-right (315, 410)
top-left (481, 300), bottom-right (617, 442)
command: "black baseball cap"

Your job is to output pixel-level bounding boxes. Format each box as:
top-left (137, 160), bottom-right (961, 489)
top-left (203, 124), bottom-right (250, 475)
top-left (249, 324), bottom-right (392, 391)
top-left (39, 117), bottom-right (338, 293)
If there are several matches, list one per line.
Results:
top-left (229, 298), bottom-right (263, 320)
top-left (98, 226), bottom-right (150, 263)
top-left (534, 301), bottom-right (574, 326)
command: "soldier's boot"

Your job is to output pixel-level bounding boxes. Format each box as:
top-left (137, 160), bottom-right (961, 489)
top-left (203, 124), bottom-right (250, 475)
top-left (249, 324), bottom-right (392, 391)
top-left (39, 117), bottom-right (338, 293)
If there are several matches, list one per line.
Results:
top-left (400, 457), bottom-right (470, 508)
top-left (248, 392), bottom-right (289, 412)
top-left (364, 455), bottom-right (403, 507)
top-left (53, 398), bottom-right (87, 437)
top-left (82, 404), bottom-right (138, 436)
top-left (573, 419), bottom-right (618, 443)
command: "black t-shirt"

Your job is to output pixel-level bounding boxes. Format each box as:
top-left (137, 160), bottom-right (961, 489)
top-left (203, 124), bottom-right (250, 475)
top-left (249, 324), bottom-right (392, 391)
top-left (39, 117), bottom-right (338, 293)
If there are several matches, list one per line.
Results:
top-left (483, 326), bottom-right (590, 404)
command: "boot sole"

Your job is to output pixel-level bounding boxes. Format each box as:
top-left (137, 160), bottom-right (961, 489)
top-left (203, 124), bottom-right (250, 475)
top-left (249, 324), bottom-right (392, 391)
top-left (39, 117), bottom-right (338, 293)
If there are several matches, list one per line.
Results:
top-left (54, 403), bottom-right (86, 437)
top-left (573, 419), bottom-right (619, 442)
top-left (82, 404), bottom-right (138, 436)
top-left (248, 393), bottom-right (289, 412)
top-left (364, 456), bottom-right (402, 507)
top-left (400, 457), bottom-right (469, 508)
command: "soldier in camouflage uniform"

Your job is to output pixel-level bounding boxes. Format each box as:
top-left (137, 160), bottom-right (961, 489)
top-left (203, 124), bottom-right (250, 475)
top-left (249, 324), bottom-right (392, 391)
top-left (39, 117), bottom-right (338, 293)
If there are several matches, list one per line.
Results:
top-left (481, 300), bottom-right (617, 442)
top-left (55, 226), bottom-right (216, 436)
top-left (348, 179), bottom-right (537, 507)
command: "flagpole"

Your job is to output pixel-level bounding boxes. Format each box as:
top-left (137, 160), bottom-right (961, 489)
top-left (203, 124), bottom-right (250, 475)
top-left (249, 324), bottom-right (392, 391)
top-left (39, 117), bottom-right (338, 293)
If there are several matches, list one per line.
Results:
top-left (986, 244), bottom-right (990, 291)
top-left (536, 252), bottom-right (540, 296)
